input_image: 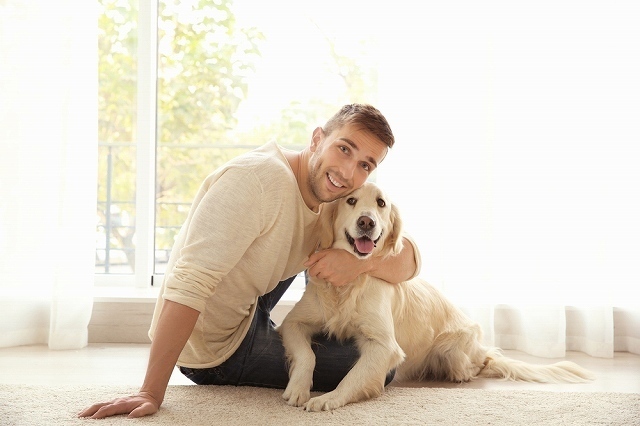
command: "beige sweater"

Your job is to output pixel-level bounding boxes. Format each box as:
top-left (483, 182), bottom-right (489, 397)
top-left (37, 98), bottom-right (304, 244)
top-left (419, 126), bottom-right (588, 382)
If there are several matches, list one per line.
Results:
top-left (149, 142), bottom-right (322, 368)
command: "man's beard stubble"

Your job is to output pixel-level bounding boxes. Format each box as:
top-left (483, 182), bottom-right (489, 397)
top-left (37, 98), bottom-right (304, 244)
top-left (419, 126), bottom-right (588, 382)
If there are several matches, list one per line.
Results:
top-left (307, 155), bottom-right (339, 204)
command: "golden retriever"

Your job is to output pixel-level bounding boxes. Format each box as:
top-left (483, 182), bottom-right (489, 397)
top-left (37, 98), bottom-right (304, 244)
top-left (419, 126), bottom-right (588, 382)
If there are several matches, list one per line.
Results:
top-left (278, 182), bottom-right (594, 411)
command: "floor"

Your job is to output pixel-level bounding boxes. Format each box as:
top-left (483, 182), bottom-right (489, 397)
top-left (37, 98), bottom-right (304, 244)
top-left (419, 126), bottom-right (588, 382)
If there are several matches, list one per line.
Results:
top-left (0, 344), bottom-right (639, 393)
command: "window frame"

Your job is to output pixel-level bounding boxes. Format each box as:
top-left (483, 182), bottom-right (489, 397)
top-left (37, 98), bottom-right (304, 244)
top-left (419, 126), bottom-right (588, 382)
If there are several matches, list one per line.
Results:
top-left (95, 0), bottom-right (158, 289)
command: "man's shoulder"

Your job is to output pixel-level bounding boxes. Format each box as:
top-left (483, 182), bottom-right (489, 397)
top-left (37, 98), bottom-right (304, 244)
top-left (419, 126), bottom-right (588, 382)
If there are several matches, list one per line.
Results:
top-left (226, 141), bottom-right (282, 165)
top-left (204, 142), bottom-right (293, 194)
top-left (232, 142), bottom-right (293, 181)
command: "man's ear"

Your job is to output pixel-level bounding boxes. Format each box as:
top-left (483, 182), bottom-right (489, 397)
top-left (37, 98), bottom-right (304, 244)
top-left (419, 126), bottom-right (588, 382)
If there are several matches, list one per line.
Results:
top-left (310, 127), bottom-right (324, 152)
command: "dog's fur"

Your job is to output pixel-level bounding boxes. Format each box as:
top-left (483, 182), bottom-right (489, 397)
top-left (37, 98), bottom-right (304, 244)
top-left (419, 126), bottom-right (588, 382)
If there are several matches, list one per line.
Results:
top-left (278, 182), bottom-right (594, 411)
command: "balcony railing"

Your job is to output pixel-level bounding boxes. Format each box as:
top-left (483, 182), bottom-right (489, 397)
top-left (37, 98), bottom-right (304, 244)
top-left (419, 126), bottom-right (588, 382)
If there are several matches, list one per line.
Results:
top-left (97, 141), bottom-right (305, 275)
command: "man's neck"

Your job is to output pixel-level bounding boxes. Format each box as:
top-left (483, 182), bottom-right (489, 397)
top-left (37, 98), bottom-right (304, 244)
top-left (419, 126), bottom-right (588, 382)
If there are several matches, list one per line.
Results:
top-left (284, 149), bottom-right (318, 212)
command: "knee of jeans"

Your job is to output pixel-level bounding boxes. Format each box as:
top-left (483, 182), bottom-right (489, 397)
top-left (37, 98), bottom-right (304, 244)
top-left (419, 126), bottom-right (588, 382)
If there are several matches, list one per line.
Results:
top-left (179, 366), bottom-right (199, 382)
top-left (180, 366), bottom-right (226, 385)
top-left (384, 369), bottom-right (396, 386)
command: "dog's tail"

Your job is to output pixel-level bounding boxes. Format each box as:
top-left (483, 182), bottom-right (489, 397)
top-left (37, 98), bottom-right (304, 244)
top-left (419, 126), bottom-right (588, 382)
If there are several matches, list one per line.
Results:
top-left (478, 348), bottom-right (595, 383)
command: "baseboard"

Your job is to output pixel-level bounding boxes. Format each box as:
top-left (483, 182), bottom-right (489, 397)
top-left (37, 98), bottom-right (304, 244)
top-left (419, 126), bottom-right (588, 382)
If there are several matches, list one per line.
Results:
top-left (88, 302), bottom-right (155, 343)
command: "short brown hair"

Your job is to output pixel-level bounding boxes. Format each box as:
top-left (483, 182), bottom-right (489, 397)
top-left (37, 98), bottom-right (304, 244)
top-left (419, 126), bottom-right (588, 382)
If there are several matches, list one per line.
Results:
top-left (323, 104), bottom-right (395, 149)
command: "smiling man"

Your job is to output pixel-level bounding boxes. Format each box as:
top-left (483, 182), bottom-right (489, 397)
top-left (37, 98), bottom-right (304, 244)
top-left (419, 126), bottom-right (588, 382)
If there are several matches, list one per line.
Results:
top-left (79, 104), bottom-right (421, 419)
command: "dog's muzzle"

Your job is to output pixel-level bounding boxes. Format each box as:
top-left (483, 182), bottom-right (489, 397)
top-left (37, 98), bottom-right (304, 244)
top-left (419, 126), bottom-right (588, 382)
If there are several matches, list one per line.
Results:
top-left (345, 229), bottom-right (382, 256)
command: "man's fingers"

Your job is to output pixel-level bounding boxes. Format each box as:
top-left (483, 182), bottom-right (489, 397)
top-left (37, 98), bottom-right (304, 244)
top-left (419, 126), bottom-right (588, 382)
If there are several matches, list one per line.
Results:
top-left (128, 402), bottom-right (158, 418)
top-left (77, 399), bottom-right (151, 419)
top-left (305, 250), bottom-right (329, 266)
top-left (77, 402), bottom-right (107, 418)
top-left (90, 402), bottom-right (131, 419)
top-left (307, 266), bottom-right (317, 278)
top-left (303, 255), bottom-right (319, 267)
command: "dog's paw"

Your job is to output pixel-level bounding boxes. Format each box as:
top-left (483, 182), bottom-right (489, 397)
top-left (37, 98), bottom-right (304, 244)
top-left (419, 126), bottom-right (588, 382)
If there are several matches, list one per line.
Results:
top-left (304, 392), bottom-right (347, 412)
top-left (282, 383), bottom-right (310, 407)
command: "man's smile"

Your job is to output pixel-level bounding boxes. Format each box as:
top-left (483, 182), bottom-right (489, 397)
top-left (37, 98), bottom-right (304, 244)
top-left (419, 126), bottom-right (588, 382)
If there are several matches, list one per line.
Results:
top-left (327, 173), bottom-right (345, 189)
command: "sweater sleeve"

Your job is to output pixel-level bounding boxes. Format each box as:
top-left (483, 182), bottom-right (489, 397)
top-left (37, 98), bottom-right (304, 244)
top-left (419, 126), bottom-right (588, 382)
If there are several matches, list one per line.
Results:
top-left (163, 167), bottom-right (268, 313)
top-left (402, 232), bottom-right (422, 281)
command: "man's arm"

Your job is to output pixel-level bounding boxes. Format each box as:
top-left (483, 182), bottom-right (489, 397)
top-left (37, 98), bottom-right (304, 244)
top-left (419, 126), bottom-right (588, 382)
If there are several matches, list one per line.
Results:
top-left (78, 300), bottom-right (199, 419)
top-left (304, 236), bottom-right (419, 287)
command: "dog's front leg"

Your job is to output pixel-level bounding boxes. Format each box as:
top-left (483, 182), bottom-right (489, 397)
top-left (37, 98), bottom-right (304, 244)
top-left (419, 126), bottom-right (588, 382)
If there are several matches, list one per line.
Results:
top-left (304, 336), bottom-right (404, 411)
top-left (279, 317), bottom-right (319, 407)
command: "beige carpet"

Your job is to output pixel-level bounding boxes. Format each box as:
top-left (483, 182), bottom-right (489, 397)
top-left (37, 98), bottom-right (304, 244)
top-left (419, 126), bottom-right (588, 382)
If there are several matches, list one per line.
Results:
top-left (1, 384), bottom-right (638, 425)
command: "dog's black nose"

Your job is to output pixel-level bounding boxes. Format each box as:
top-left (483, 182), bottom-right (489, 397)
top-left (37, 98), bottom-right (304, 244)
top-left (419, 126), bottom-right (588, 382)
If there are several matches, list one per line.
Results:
top-left (357, 215), bottom-right (375, 231)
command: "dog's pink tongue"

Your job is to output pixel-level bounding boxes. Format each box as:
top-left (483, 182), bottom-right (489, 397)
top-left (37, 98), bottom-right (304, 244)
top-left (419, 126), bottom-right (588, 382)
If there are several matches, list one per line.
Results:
top-left (355, 237), bottom-right (375, 254)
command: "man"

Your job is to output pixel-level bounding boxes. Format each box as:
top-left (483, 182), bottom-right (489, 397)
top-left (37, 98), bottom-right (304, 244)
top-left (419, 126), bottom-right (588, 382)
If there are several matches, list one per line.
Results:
top-left (79, 104), bottom-right (421, 419)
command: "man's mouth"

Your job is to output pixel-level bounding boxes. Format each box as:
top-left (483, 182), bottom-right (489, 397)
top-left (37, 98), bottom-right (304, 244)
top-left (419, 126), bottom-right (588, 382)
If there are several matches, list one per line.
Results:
top-left (327, 173), bottom-right (344, 188)
top-left (345, 230), bottom-right (382, 256)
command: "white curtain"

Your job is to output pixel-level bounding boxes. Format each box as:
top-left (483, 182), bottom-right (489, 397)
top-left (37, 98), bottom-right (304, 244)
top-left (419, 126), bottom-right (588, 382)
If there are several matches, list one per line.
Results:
top-left (0, 1), bottom-right (97, 349)
top-left (378, 0), bottom-right (640, 358)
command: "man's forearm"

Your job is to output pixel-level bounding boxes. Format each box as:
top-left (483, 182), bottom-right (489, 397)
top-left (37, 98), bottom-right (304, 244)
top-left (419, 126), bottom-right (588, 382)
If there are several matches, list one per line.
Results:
top-left (140, 300), bottom-right (200, 406)
top-left (365, 237), bottom-right (418, 284)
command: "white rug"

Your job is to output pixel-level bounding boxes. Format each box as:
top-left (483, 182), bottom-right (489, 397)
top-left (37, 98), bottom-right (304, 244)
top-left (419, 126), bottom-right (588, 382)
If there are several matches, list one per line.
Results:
top-left (1, 384), bottom-right (638, 425)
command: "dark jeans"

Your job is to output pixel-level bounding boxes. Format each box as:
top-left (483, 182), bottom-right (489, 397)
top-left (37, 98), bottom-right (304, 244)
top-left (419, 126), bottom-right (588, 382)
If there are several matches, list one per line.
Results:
top-left (179, 275), bottom-right (395, 391)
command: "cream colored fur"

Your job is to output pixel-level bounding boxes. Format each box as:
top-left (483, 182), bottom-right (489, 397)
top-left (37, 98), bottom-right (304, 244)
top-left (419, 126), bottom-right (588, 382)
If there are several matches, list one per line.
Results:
top-left (278, 182), bottom-right (594, 412)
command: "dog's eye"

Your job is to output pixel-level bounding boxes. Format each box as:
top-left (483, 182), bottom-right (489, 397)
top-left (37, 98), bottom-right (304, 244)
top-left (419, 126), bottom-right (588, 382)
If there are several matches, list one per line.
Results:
top-left (346, 197), bottom-right (357, 206)
top-left (377, 198), bottom-right (386, 208)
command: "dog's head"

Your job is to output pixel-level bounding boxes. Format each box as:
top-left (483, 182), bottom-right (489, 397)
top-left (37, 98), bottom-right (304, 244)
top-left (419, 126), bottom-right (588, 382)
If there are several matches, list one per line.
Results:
top-left (317, 182), bottom-right (403, 259)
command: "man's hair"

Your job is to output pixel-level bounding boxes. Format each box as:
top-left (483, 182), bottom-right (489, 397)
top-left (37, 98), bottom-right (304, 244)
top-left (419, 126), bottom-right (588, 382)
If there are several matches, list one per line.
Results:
top-left (322, 104), bottom-right (395, 148)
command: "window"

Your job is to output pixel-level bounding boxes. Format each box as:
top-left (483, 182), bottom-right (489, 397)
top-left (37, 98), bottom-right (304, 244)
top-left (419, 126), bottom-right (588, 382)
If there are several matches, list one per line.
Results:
top-left (96, 0), bottom-right (139, 279)
top-left (96, 0), bottom-right (379, 287)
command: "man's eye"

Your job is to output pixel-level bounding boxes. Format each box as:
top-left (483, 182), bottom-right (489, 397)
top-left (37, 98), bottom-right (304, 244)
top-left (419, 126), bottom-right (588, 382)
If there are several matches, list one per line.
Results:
top-left (347, 197), bottom-right (357, 205)
top-left (361, 163), bottom-right (371, 172)
top-left (377, 198), bottom-right (386, 208)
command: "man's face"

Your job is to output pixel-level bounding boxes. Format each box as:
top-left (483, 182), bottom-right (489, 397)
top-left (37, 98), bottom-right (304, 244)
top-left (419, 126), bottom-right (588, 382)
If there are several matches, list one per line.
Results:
top-left (307, 123), bottom-right (388, 204)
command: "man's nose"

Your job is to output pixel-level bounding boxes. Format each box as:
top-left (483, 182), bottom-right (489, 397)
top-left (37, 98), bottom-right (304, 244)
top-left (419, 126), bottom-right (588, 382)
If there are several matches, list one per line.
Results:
top-left (338, 159), bottom-right (357, 180)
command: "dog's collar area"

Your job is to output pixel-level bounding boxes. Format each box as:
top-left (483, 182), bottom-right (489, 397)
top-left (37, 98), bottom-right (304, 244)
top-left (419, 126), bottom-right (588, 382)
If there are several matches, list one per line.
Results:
top-left (345, 230), bottom-right (382, 257)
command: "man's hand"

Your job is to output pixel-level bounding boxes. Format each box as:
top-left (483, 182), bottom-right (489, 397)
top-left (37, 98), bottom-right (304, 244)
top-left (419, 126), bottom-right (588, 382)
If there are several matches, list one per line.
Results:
top-left (78, 300), bottom-right (199, 420)
top-left (78, 392), bottom-right (160, 419)
top-left (305, 237), bottom-right (418, 287)
top-left (304, 248), bottom-right (370, 287)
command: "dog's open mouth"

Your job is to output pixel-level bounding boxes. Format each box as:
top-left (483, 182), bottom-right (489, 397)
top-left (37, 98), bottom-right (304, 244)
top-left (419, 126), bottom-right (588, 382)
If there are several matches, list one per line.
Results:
top-left (345, 230), bottom-right (382, 257)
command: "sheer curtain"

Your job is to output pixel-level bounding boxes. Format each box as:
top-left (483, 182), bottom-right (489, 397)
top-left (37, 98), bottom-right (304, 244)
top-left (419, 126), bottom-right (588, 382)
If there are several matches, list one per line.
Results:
top-left (378, 0), bottom-right (640, 358)
top-left (0, 1), bottom-right (97, 349)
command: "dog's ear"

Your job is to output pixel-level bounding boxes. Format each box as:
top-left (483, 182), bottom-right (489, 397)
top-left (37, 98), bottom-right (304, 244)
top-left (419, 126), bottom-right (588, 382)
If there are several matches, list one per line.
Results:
top-left (385, 203), bottom-right (404, 256)
top-left (315, 200), bottom-right (338, 251)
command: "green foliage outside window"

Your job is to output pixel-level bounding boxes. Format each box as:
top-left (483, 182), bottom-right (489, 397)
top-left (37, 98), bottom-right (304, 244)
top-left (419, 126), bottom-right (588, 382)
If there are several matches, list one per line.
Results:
top-left (97, 0), bottom-right (377, 273)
